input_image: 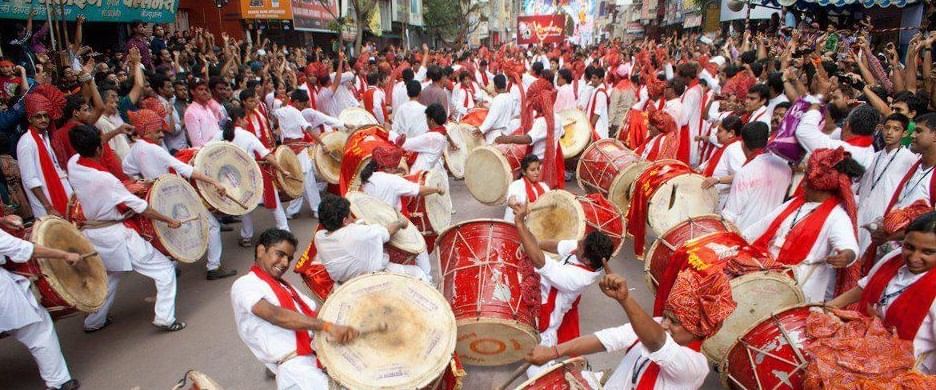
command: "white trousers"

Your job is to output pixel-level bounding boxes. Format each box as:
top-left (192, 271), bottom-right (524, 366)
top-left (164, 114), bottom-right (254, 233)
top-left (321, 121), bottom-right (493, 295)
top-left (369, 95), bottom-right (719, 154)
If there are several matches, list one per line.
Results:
top-left (241, 191), bottom-right (290, 239)
top-left (10, 308), bottom-right (72, 388)
top-left (286, 151), bottom-right (323, 218)
top-left (414, 251), bottom-right (432, 282)
top-left (206, 214), bottom-right (222, 271)
top-left (84, 251), bottom-right (178, 329)
top-left (275, 356), bottom-right (330, 390)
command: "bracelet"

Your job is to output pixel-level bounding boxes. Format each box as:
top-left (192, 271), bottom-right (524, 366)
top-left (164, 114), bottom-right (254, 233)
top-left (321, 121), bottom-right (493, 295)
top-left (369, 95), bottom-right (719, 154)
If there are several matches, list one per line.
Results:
top-left (322, 321), bottom-right (332, 333)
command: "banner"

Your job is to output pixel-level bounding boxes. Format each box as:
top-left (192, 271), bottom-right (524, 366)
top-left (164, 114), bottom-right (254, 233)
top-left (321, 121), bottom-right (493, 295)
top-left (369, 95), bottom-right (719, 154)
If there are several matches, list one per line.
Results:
top-left (516, 15), bottom-right (565, 45)
top-left (291, 0), bottom-right (337, 32)
top-left (241, 0), bottom-right (293, 20)
top-left (0, 0), bottom-right (178, 24)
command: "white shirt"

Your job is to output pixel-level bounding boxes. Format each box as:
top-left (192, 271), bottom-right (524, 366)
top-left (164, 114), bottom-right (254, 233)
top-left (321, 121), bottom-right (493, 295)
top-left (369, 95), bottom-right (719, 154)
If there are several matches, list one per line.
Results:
top-left (536, 240), bottom-right (602, 346)
top-left (706, 141), bottom-right (746, 210)
top-left (315, 222), bottom-right (390, 283)
top-left (230, 272), bottom-right (319, 370)
top-left (392, 100), bottom-right (429, 138)
top-left (663, 98), bottom-right (683, 127)
top-left (95, 114), bottom-right (132, 159)
top-left (364, 86), bottom-right (387, 125)
top-left (451, 84), bottom-right (478, 120)
top-left (360, 172), bottom-right (419, 211)
top-left (317, 72), bottom-right (358, 117)
top-left (893, 160), bottom-right (934, 210)
top-left (504, 179), bottom-right (549, 222)
top-left (274, 105), bottom-right (313, 141)
top-left (508, 82), bottom-right (524, 120)
top-left (402, 131), bottom-right (447, 173)
top-left (856, 147), bottom-right (918, 254)
top-left (748, 105), bottom-right (771, 132)
top-left (576, 81), bottom-right (594, 110)
top-left (594, 320), bottom-right (709, 389)
top-left (858, 249), bottom-right (936, 374)
top-left (723, 153), bottom-right (792, 231)
top-left (479, 93), bottom-right (515, 143)
top-left (228, 128), bottom-right (271, 158)
top-left (0, 231), bottom-right (38, 332)
top-left (17, 129), bottom-right (73, 217)
top-left (123, 141), bottom-right (194, 181)
top-left (391, 81), bottom-right (409, 113)
top-left (680, 84), bottom-right (704, 164)
top-left (743, 200), bottom-right (859, 302)
top-left (527, 116), bottom-right (564, 160)
top-left (555, 84), bottom-right (577, 113)
top-left (586, 85), bottom-right (610, 139)
top-left (301, 108), bottom-right (343, 132)
top-left (795, 110), bottom-right (874, 170)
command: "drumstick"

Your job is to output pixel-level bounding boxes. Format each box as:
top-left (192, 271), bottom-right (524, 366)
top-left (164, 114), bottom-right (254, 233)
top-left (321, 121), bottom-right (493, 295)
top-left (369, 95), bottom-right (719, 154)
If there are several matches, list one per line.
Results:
top-left (79, 251), bottom-right (98, 260)
top-left (179, 216), bottom-right (201, 224)
top-left (222, 191), bottom-right (250, 210)
top-left (495, 362), bottom-right (532, 390)
top-left (529, 203), bottom-right (557, 212)
top-left (358, 321), bottom-right (390, 336)
top-left (284, 175), bottom-right (303, 183)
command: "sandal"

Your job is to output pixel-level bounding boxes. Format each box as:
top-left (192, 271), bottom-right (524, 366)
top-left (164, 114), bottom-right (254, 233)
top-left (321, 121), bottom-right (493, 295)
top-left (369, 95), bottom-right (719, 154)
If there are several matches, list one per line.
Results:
top-left (238, 238), bottom-right (253, 247)
top-left (155, 321), bottom-right (187, 332)
top-left (83, 317), bottom-right (113, 333)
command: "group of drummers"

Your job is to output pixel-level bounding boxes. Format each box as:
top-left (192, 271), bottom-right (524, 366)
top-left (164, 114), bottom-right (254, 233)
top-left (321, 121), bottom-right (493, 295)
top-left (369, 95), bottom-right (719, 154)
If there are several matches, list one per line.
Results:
top-left (4, 32), bottom-right (936, 390)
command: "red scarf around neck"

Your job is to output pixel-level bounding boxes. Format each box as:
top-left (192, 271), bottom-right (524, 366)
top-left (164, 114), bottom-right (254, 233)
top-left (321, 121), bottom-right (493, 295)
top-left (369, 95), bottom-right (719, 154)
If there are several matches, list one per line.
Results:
top-left (884, 159), bottom-right (936, 216)
top-left (587, 86), bottom-right (609, 141)
top-left (751, 196), bottom-right (838, 266)
top-left (250, 265), bottom-right (318, 357)
top-left (30, 127), bottom-right (69, 215)
top-left (858, 254), bottom-right (936, 340)
top-left (702, 140), bottom-right (737, 177)
top-left (363, 86), bottom-right (389, 123)
top-left (538, 262), bottom-right (594, 344)
top-left (844, 134), bottom-right (874, 147)
top-left (524, 177), bottom-right (545, 204)
top-left (742, 148), bottom-right (765, 167)
top-left (627, 338), bottom-right (703, 390)
top-left (246, 109), bottom-right (275, 149)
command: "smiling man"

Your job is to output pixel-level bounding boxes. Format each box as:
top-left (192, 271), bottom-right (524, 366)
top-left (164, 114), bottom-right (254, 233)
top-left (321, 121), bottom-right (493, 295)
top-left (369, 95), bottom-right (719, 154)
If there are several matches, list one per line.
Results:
top-left (231, 229), bottom-right (358, 389)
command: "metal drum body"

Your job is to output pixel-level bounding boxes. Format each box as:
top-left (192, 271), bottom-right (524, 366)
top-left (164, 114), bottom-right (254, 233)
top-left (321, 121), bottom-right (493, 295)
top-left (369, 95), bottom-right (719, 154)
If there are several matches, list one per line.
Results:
top-left (314, 130), bottom-right (348, 185)
top-left (525, 190), bottom-right (626, 256)
top-left (464, 144), bottom-right (527, 205)
top-left (443, 122), bottom-right (484, 179)
top-left (575, 139), bottom-right (644, 214)
top-left (557, 109), bottom-right (593, 160)
top-left (436, 219), bottom-right (541, 366)
top-left (513, 357), bottom-right (594, 389)
top-left (644, 215), bottom-right (735, 291)
top-left (271, 146), bottom-right (304, 202)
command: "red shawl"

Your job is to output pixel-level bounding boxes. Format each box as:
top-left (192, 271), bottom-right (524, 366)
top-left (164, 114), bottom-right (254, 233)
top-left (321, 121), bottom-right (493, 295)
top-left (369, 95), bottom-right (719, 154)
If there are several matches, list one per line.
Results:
top-left (858, 254), bottom-right (936, 341)
top-left (29, 127), bottom-right (69, 215)
top-left (538, 262), bottom-right (594, 344)
top-left (751, 196), bottom-right (839, 266)
top-left (250, 265), bottom-right (319, 357)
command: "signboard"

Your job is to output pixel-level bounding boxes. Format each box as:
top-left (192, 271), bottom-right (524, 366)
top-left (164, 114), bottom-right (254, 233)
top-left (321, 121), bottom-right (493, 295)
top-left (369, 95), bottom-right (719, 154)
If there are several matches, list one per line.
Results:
top-left (720, 2), bottom-right (779, 21)
top-left (0, 0), bottom-right (178, 24)
top-left (516, 15), bottom-right (565, 45)
top-left (292, 0), bottom-right (336, 32)
top-left (241, 0), bottom-right (293, 20)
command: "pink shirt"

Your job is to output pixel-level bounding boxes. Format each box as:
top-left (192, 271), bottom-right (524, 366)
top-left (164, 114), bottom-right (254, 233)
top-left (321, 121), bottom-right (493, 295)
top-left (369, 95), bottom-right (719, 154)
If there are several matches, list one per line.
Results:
top-left (184, 100), bottom-right (224, 147)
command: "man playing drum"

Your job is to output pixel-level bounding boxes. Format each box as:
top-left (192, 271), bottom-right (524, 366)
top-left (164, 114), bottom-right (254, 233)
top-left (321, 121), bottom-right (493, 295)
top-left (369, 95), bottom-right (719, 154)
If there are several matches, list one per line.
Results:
top-left (511, 202), bottom-right (613, 378)
top-left (315, 194), bottom-right (429, 282)
top-left (67, 124), bottom-right (188, 333)
top-left (477, 75), bottom-right (518, 144)
top-left (722, 122), bottom-right (792, 231)
top-left (231, 228), bottom-right (358, 390)
top-left (0, 218), bottom-right (82, 390)
top-left (527, 268), bottom-right (736, 389)
top-left (274, 89), bottom-right (326, 220)
top-left (495, 78), bottom-right (564, 189)
top-left (121, 109), bottom-right (237, 281)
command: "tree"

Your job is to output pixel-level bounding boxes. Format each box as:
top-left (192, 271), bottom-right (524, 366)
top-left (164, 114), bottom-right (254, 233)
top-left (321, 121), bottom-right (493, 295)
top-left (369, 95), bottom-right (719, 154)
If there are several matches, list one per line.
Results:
top-left (424, 0), bottom-right (484, 48)
top-left (315, 0), bottom-right (376, 55)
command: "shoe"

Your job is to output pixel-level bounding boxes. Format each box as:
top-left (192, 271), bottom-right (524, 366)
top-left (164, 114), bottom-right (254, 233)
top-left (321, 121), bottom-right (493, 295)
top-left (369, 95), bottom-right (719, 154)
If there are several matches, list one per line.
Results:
top-left (154, 320), bottom-right (186, 332)
top-left (219, 215), bottom-right (241, 224)
top-left (286, 214), bottom-right (296, 220)
top-left (207, 267), bottom-right (237, 280)
top-left (238, 238), bottom-right (253, 247)
top-left (220, 225), bottom-right (234, 232)
top-left (83, 317), bottom-right (113, 333)
top-left (51, 379), bottom-right (80, 390)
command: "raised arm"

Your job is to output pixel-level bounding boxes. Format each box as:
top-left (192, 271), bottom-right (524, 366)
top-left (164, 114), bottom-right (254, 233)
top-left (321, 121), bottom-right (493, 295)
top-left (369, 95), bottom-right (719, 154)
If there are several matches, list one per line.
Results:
top-left (127, 47), bottom-right (145, 104)
top-left (512, 203), bottom-right (546, 269)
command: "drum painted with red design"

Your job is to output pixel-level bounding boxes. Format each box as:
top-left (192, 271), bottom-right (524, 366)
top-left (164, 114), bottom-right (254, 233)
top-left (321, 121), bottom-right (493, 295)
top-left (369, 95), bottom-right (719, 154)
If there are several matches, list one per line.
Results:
top-left (459, 108), bottom-right (489, 128)
top-left (721, 304), bottom-right (818, 390)
top-left (340, 126), bottom-right (394, 192)
top-left (575, 139), bottom-right (644, 214)
top-left (525, 190), bottom-right (626, 256)
top-left (644, 215), bottom-right (735, 291)
top-left (464, 144), bottom-right (528, 205)
top-left (514, 357), bottom-right (594, 389)
top-left (633, 160), bottom-right (718, 236)
top-left (436, 219), bottom-right (541, 366)
top-left (296, 256), bottom-right (335, 302)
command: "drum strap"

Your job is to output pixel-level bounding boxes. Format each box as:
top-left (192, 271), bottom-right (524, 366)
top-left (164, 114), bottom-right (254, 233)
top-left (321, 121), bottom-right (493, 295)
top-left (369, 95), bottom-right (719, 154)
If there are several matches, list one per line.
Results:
top-left (250, 265), bottom-right (319, 358)
top-left (858, 254), bottom-right (936, 340)
top-left (255, 151), bottom-right (277, 209)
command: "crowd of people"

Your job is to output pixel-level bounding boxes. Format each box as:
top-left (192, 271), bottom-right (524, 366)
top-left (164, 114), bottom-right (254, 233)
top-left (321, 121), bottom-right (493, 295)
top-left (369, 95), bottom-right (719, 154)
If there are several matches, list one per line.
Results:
top-left (1, 7), bottom-right (936, 389)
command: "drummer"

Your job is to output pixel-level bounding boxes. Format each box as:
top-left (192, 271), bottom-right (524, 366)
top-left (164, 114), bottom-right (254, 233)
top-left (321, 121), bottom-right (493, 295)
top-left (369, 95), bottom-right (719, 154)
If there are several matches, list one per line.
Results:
top-left (0, 217), bottom-right (82, 390)
top-left (274, 89), bottom-right (327, 220)
top-left (67, 124), bottom-right (188, 333)
top-left (477, 75), bottom-right (518, 144)
top-left (494, 78), bottom-right (564, 189)
top-left (827, 211), bottom-right (936, 374)
top-left (220, 108), bottom-right (292, 247)
top-left (511, 202), bottom-right (613, 378)
top-left (526, 268), bottom-right (736, 389)
top-left (231, 228), bottom-right (358, 389)
top-left (121, 109), bottom-right (237, 281)
top-left (503, 155), bottom-right (549, 223)
top-left (396, 104), bottom-right (453, 174)
top-left (314, 194), bottom-right (429, 282)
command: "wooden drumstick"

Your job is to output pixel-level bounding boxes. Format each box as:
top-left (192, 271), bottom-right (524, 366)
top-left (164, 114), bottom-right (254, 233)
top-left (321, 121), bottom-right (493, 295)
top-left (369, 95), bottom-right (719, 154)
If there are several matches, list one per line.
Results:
top-left (284, 175), bottom-right (303, 183)
top-left (179, 216), bottom-right (201, 224)
top-left (495, 362), bottom-right (533, 390)
top-left (529, 203), bottom-right (557, 212)
top-left (79, 251), bottom-right (98, 260)
top-left (222, 191), bottom-right (250, 210)
top-left (358, 321), bottom-right (390, 336)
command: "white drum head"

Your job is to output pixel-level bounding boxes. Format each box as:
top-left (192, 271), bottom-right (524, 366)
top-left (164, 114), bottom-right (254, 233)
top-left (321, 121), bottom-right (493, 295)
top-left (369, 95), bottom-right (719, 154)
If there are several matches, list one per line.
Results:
top-left (444, 123), bottom-right (483, 179)
top-left (557, 109), bottom-right (592, 159)
top-left (149, 175), bottom-right (210, 263)
top-left (465, 146), bottom-right (512, 205)
top-left (273, 146), bottom-right (304, 199)
top-left (526, 190), bottom-right (586, 244)
top-left (608, 160), bottom-right (651, 215)
top-left (422, 169), bottom-right (453, 233)
top-left (31, 216), bottom-right (108, 312)
top-left (315, 131), bottom-right (348, 185)
top-left (192, 142), bottom-right (263, 216)
top-left (346, 191), bottom-right (426, 254)
top-left (314, 273), bottom-right (457, 389)
top-left (646, 173), bottom-right (718, 236)
top-left (338, 107), bottom-right (378, 129)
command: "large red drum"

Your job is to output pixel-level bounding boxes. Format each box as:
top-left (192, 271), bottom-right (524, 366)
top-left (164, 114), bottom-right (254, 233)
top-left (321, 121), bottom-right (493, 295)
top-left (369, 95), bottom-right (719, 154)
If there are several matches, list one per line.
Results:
top-left (525, 190), bottom-right (626, 256)
top-left (644, 215), bottom-right (735, 290)
top-left (436, 219), bottom-right (541, 366)
top-left (403, 170), bottom-right (453, 253)
top-left (339, 126), bottom-right (393, 194)
top-left (575, 138), bottom-right (645, 214)
top-left (514, 357), bottom-right (594, 389)
top-left (464, 144), bottom-right (528, 205)
top-left (721, 305), bottom-right (818, 390)
top-left (459, 108), bottom-right (489, 128)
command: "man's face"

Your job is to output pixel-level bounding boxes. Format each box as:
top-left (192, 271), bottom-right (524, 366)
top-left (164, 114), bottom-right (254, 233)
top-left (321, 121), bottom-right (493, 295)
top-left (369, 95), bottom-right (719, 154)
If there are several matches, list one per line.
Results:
top-left (255, 240), bottom-right (296, 280)
top-left (116, 71), bottom-right (128, 84)
top-left (745, 92), bottom-right (764, 112)
top-left (212, 83), bottom-right (232, 101)
top-left (157, 81), bottom-right (172, 98)
top-left (891, 102), bottom-right (915, 119)
top-left (154, 25), bottom-right (165, 38)
top-left (174, 84), bottom-right (189, 101)
top-left (716, 125), bottom-right (735, 145)
top-left (74, 104), bottom-right (93, 124)
top-left (134, 23), bottom-right (148, 36)
top-left (104, 91), bottom-right (119, 115)
top-left (160, 49), bottom-right (172, 63)
top-left (243, 96), bottom-right (258, 112)
top-left (193, 85), bottom-right (212, 102)
top-left (29, 112), bottom-right (50, 130)
top-left (882, 119), bottom-right (906, 147)
top-left (901, 231), bottom-right (936, 274)
top-left (144, 125), bottom-right (165, 144)
top-left (911, 123), bottom-right (935, 154)
top-left (772, 106), bottom-right (788, 131)
top-left (661, 311), bottom-right (698, 346)
top-left (590, 75), bottom-right (602, 87)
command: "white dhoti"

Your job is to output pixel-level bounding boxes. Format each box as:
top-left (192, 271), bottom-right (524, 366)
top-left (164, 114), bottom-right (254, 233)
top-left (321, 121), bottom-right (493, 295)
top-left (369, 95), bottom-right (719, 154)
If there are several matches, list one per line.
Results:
top-left (286, 148), bottom-right (323, 218)
top-left (242, 191), bottom-right (290, 240)
top-left (275, 356), bottom-right (330, 390)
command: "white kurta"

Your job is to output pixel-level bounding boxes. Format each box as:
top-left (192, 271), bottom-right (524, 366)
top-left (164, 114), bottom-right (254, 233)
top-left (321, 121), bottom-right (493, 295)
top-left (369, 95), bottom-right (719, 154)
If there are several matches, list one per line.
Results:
top-left (504, 180), bottom-right (550, 222)
top-left (95, 114), bottom-right (132, 159)
top-left (748, 105), bottom-right (771, 132)
top-left (391, 81), bottom-right (408, 113)
top-left (586, 86), bottom-right (610, 139)
top-left (301, 107), bottom-right (343, 132)
top-left (680, 84), bottom-right (704, 165)
top-left (856, 147), bottom-right (918, 254)
top-left (723, 153), bottom-right (792, 231)
top-left (707, 142), bottom-right (746, 210)
top-left (795, 109), bottom-right (874, 170)
top-left (123, 141), bottom-right (194, 180)
top-left (230, 273), bottom-right (330, 389)
top-left (594, 321), bottom-right (709, 389)
top-left (479, 94), bottom-right (515, 143)
top-left (402, 131), bottom-right (447, 173)
top-left (361, 172), bottom-right (419, 211)
top-left (527, 116), bottom-right (564, 160)
top-left (535, 240), bottom-right (602, 347)
top-left (743, 200), bottom-right (859, 302)
top-left (392, 100), bottom-right (429, 138)
top-left (228, 129), bottom-right (290, 238)
top-left (451, 84), bottom-right (477, 120)
top-left (17, 130), bottom-right (73, 217)
top-left (858, 249), bottom-right (936, 374)
top-left (274, 105), bottom-right (312, 141)
top-left (892, 161), bottom-right (935, 209)
top-left (315, 222), bottom-right (428, 282)
top-left (364, 87), bottom-right (388, 125)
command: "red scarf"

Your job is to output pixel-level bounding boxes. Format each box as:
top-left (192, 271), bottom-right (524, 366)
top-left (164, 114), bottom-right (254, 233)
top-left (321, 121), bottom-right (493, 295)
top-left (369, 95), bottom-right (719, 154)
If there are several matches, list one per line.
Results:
top-left (587, 86), bottom-right (608, 141)
top-left (524, 177), bottom-right (545, 204)
top-left (479, 70), bottom-right (489, 86)
top-left (30, 127), bottom-right (69, 215)
top-left (742, 148), bottom-right (765, 167)
top-left (363, 86), bottom-right (389, 124)
top-left (656, 98), bottom-right (665, 111)
top-left (884, 159), bottom-right (936, 216)
top-left (460, 84), bottom-right (475, 110)
top-left (256, 150), bottom-right (278, 210)
top-left (538, 262), bottom-right (594, 344)
top-left (305, 82), bottom-right (318, 110)
top-left (845, 134), bottom-right (874, 147)
top-left (250, 265), bottom-right (319, 357)
top-left (751, 197), bottom-right (838, 265)
top-left (627, 338), bottom-right (703, 389)
top-left (246, 109), bottom-right (275, 150)
top-left (858, 254), bottom-right (936, 340)
top-left (702, 140), bottom-right (737, 177)
top-left (627, 162), bottom-right (693, 257)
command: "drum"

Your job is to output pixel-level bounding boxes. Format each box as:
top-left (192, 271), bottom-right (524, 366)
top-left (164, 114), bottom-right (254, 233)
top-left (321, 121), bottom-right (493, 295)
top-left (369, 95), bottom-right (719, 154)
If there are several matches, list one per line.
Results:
top-left (4, 216), bottom-right (108, 318)
top-left (575, 139), bottom-right (645, 214)
top-left (436, 219), bottom-right (541, 366)
top-left (443, 122), bottom-right (484, 179)
top-left (66, 180), bottom-right (151, 228)
top-left (513, 357), bottom-right (595, 390)
top-left (314, 131), bottom-right (348, 185)
top-left (172, 370), bottom-right (224, 390)
top-left (340, 126), bottom-right (395, 192)
top-left (271, 146), bottom-right (304, 202)
top-left (186, 142), bottom-right (264, 216)
top-left (703, 272), bottom-right (804, 365)
top-left (346, 191), bottom-right (426, 264)
top-left (295, 255), bottom-right (334, 302)
top-left (525, 190), bottom-right (626, 256)
top-left (644, 215), bottom-right (736, 290)
top-left (631, 160), bottom-right (718, 236)
top-left (337, 107), bottom-right (378, 129)
top-left (721, 305), bottom-right (818, 390)
top-left (464, 144), bottom-right (527, 205)
top-left (459, 108), bottom-right (488, 128)
top-left (404, 170), bottom-right (453, 236)
top-left (314, 272), bottom-right (457, 389)
top-left (557, 109), bottom-right (592, 160)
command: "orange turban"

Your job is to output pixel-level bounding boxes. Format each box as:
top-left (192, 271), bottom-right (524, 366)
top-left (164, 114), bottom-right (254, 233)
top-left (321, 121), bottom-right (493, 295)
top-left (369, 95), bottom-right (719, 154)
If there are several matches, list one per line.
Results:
top-left (372, 146), bottom-right (403, 169)
top-left (664, 269), bottom-right (736, 338)
top-left (25, 84), bottom-right (66, 119)
top-left (805, 147), bottom-right (857, 226)
top-left (139, 97), bottom-right (168, 121)
top-left (128, 109), bottom-right (168, 135)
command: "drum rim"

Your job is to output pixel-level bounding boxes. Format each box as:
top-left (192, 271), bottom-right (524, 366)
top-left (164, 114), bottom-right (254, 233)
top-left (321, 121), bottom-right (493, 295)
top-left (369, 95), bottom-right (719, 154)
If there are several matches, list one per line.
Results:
top-left (337, 107), bottom-right (378, 127)
top-left (557, 109), bottom-right (592, 159)
top-left (609, 159), bottom-right (652, 213)
top-left (313, 131), bottom-right (347, 185)
top-left (434, 218), bottom-right (516, 248)
top-left (642, 215), bottom-right (736, 284)
top-left (464, 145), bottom-right (513, 205)
top-left (578, 193), bottom-right (628, 257)
top-left (526, 189), bottom-right (587, 246)
top-left (702, 271), bottom-right (804, 364)
top-left (420, 169), bottom-right (453, 233)
top-left (314, 272), bottom-right (457, 389)
top-left (718, 303), bottom-right (822, 389)
top-left (31, 215), bottom-right (107, 312)
top-left (645, 172), bottom-right (719, 237)
top-left (273, 146), bottom-right (305, 198)
top-left (192, 141), bottom-right (264, 216)
top-left (574, 138), bottom-right (630, 192)
top-left (346, 191), bottom-right (427, 254)
top-left (513, 356), bottom-right (589, 388)
top-left (442, 123), bottom-right (478, 179)
top-left (454, 317), bottom-right (541, 366)
top-left (149, 174), bottom-right (211, 263)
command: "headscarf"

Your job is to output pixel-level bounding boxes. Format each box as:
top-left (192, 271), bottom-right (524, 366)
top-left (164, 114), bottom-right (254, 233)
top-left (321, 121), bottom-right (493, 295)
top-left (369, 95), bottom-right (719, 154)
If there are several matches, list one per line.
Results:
top-left (25, 84), bottom-right (66, 120)
top-left (804, 147), bottom-right (858, 228)
top-left (664, 269), bottom-right (736, 338)
top-left (139, 97), bottom-right (168, 122)
top-left (521, 78), bottom-right (561, 189)
top-left (372, 146), bottom-right (403, 169)
top-left (648, 110), bottom-right (677, 135)
top-left (128, 109), bottom-right (168, 136)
